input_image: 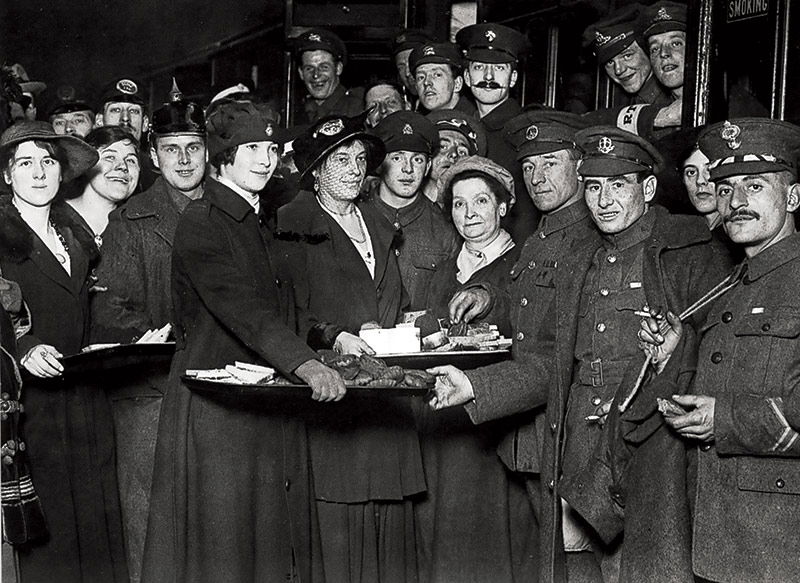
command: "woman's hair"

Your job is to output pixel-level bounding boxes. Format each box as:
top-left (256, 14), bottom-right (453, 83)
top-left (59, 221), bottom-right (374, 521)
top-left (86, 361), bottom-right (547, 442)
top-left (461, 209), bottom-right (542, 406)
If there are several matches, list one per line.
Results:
top-left (1, 139), bottom-right (67, 178)
top-left (84, 126), bottom-right (140, 155)
top-left (211, 145), bottom-right (239, 173)
top-left (441, 169), bottom-right (511, 213)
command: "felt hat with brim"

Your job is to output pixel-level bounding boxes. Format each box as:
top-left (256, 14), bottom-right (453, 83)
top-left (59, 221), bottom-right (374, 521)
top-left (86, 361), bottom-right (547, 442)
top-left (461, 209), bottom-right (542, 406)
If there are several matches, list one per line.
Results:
top-left (440, 155), bottom-right (516, 208)
top-left (0, 121), bottom-right (99, 182)
top-left (10, 64), bottom-right (46, 96)
top-left (577, 126), bottom-right (664, 176)
top-left (293, 112), bottom-right (386, 189)
top-left (426, 110), bottom-right (488, 156)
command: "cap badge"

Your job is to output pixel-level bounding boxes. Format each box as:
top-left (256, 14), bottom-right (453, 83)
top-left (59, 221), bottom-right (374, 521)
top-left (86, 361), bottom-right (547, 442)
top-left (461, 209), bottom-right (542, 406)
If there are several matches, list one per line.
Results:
top-left (423, 45), bottom-right (435, 56)
top-left (525, 125), bottom-right (539, 141)
top-left (317, 118), bottom-right (344, 137)
top-left (116, 79), bottom-right (138, 95)
top-left (595, 30), bottom-right (612, 46)
top-left (655, 7), bottom-right (671, 21)
top-left (57, 85), bottom-right (76, 101)
top-left (308, 33), bottom-right (322, 42)
top-left (721, 121), bottom-right (742, 150)
top-left (402, 123), bottom-right (414, 135)
top-left (265, 125), bottom-right (274, 137)
top-left (598, 136), bottom-right (615, 154)
top-left (485, 30), bottom-right (497, 43)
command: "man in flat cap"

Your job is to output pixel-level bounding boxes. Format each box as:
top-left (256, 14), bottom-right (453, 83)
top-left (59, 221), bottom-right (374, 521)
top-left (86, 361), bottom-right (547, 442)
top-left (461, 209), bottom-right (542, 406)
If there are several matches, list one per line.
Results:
top-left (431, 126), bottom-right (729, 582)
top-left (47, 85), bottom-right (95, 137)
top-left (410, 42), bottom-right (476, 116)
top-left (365, 110), bottom-right (459, 309)
top-left (392, 28), bottom-right (432, 109)
top-left (456, 23), bottom-right (539, 244)
top-left (637, 117), bottom-right (800, 583)
top-left (294, 27), bottom-right (364, 124)
top-left (90, 83), bottom-right (207, 581)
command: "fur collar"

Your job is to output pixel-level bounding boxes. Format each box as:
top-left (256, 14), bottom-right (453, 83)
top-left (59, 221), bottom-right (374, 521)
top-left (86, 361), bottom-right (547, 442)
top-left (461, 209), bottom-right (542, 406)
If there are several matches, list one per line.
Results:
top-left (0, 195), bottom-right (99, 264)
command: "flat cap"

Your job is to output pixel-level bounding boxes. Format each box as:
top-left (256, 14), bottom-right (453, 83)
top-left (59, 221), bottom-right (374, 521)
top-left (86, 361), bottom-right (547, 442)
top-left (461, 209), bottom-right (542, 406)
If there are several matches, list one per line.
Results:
top-left (47, 85), bottom-right (94, 117)
top-left (440, 155), bottom-right (516, 207)
top-left (577, 126), bottom-right (663, 176)
top-left (455, 23), bottom-right (528, 64)
top-left (206, 100), bottom-right (283, 161)
top-left (392, 29), bottom-right (433, 55)
top-left (583, 4), bottom-right (646, 63)
top-left (150, 80), bottom-right (205, 136)
top-left (698, 117), bottom-right (800, 181)
top-left (409, 42), bottom-right (463, 74)
top-left (644, 1), bottom-right (687, 38)
top-left (426, 110), bottom-right (488, 156)
top-left (373, 111), bottom-right (438, 155)
top-left (293, 28), bottom-right (347, 64)
top-left (100, 77), bottom-right (145, 108)
top-left (504, 110), bottom-right (586, 159)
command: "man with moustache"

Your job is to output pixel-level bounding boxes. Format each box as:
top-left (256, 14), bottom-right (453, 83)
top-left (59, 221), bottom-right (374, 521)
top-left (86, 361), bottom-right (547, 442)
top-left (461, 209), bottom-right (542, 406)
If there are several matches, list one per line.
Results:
top-left (456, 23), bottom-right (539, 244)
top-left (636, 118), bottom-right (800, 583)
top-left (294, 27), bottom-right (363, 124)
top-left (95, 77), bottom-right (149, 142)
top-left (90, 85), bottom-right (207, 583)
top-left (365, 110), bottom-right (459, 309)
top-left (410, 42), bottom-right (476, 116)
top-left (430, 127), bottom-right (729, 582)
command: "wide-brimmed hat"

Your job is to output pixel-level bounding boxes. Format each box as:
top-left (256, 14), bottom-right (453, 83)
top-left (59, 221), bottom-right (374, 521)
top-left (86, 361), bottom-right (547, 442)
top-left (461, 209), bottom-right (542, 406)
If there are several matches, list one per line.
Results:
top-left (439, 155), bottom-right (516, 208)
top-left (293, 112), bottom-right (386, 189)
top-left (0, 121), bottom-right (99, 182)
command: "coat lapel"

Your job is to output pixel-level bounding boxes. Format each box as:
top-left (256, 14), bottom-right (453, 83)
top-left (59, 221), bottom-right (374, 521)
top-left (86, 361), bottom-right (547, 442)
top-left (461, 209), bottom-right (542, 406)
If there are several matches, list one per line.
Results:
top-left (27, 229), bottom-right (75, 294)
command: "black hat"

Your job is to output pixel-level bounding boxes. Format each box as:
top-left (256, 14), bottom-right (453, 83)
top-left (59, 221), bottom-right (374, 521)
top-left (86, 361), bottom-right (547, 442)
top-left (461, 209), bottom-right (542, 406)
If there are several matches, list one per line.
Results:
top-left (577, 126), bottom-right (664, 176)
top-left (456, 23), bottom-right (529, 65)
top-left (150, 80), bottom-right (205, 136)
top-left (583, 4), bottom-right (646, 63)
top-left (504, 110), bottom-right (587, 159)
top-left (0, 120), bottom-right (99, 182)
top-left (373, 111), bottom-right (438, 155)
top-left (293, 112), bottom-right (386, 188)
top-left (392, 29), bottom-right (433, 56)
top-left (206, 100), bottom-right (284, 161)
top-left (9, 64), bottom-right (46, 96)
top-left (47, 85), bottom-right (94, 117)
top-left (644, 1), bottom-right (687, 38)
top-left (293, 28), bottom-right (347, 64)
top-left (698, 118), bottom-right (800, 181)
top-left (100, 77), bottom-right (145, 108)
top-left (408, 43), bottom-right (463, 74)
top-left (426, 110), bottom-right (488, 156)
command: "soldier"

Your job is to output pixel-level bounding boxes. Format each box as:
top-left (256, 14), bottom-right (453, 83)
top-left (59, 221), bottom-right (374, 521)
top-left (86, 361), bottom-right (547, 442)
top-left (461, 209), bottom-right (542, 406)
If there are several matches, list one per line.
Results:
top-left (364, 79), bottom-right (407, 128)
top-left (410, 42), bottom-right (476, 116)
top-left (392, 28), bottom-right (432, 108)
top-left (365, 110), bottom-right (460, 309)
top-left (639, 118), bottom-right (800, 583)
top-left (293, 27), bottom-right (364, 124)
top-left (430, 127), bottom-right (729, 582)
top-left (90, 83), bottom-right (206, 583)
top-left (47, 85), bottom-right (95, 137)
top-left (456, 22), bottom-right (539, 244)
top-left (95, 77), bottom-right (149, 142)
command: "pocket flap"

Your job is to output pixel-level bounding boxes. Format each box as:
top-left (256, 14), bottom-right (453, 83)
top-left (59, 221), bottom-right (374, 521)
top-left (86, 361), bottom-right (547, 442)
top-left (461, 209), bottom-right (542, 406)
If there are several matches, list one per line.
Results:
top-left (737, 456), bottom-right (800, 495)
top-left (734, 308), bottom-right (800, 339)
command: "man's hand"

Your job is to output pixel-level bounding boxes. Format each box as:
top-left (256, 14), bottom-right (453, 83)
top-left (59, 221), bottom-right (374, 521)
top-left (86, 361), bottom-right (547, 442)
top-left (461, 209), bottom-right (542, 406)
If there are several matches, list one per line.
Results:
top-left (654, 98), bottom-right (683, 128)
top-left (334, 332), bottom-right (376, 356)
top-left (295, 359), bottom-right (346, 402)
top-left (638, 310), bottom-right (682, 373)
top-left (448, 288), bottom-right (492, 325)
top-left (662, 394), bottom-right (716, 442)
top-left (427, 365), bottom-right (474, 410)
top-left (21, 344), bottom-right (64, 378)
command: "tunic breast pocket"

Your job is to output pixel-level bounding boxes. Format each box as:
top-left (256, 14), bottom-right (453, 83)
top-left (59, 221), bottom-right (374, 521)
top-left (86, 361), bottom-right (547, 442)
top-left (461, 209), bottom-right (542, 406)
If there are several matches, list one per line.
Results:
top-left (733, 308), bottom-right (800, 393)
top-left (411, 249), bottom-right (449, 272)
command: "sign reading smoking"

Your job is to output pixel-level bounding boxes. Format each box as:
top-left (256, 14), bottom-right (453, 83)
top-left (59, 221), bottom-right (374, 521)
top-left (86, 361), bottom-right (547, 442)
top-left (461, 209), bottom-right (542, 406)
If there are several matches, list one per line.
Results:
top-left (727, 0), bottom-right (770, 23)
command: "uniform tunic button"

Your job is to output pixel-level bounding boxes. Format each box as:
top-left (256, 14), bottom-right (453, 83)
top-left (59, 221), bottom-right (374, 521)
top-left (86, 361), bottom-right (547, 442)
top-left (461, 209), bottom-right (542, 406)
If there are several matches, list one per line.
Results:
top-left (275, 278), bottom-right (282, 288)
top-left (607, 255), bottom-right (617, 264)
top-left (550, 422), bottom-right (557, 433)
top-left (762, 323), bottom-right (771, 332)
top-left (721, 312), bottom-right (733, 323)
top-left (393, 222), bottom-right (401, 229)
top-left (600, 288), bottom-right (609, 296)
top-left (711, 352), bottom-right (723, 364)
top-left (395, 249), bottom-right (401, 256)
top-left (596, 323), bottom-right (606, 333)
top-left (284, 479), bottom-right (291, 491)
top-left (700, 444), bottom-right (711, 451)
top-left (520, 297), bottom-right (528, 307)
top-left (516, 332), bottom-right (525, 341)
top-left (591, 396), bottom-right (602, 406)
top-left (776, 478), bottom-right (785, 489)
top-left (539, 231), bottom-right (547, 239)
top-left (548, 480), bottom-right (554, 490)
top-left (528, 260), bottom-right (536, 269)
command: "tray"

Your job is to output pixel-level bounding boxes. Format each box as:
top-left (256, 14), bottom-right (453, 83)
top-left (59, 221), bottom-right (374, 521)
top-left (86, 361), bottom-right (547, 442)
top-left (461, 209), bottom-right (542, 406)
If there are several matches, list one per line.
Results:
top-left (63, 343), bottom-right (175, 374)
top-left (183, 376), bottom-right (431, 399)
top-left (377, 350), bottom-right (510, 370)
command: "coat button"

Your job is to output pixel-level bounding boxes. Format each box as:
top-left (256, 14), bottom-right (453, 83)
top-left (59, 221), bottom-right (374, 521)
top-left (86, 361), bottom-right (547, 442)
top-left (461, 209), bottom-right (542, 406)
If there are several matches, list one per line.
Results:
top-left (275, 278), bottom-right (282, 288)
top-left (599, 288), bottom-right (609, 297)
top-left (550, 422), bottom-right (557, 433)
top-left (776, 478), bottom-right (785, 489)
top-left (596, 322), bottom-right (606, 333)
top-left (711, 352), bottom-right (723, 364)
top-left (591, 396), bottom-right (602, 406)
top-left (284, 479), bottom-right (291, 491)
top-left (721, 312), bottom-right (733, 323)
top-left (607, 254), bottom-right (617, 264)
top-left (516, 332), bottom-right (525, 341)
top-left (528, 260), bottom-right (536, 269)
top-left (395, 249), bottom-right (400, 256)
top-left (520, 297), bottom-right (528, 307)
top-left (548, 479), bottom-right (554, 490)
top-left (394, 222), bottom-right (401, 229)
top-left (700, 444), bottom-right (711, 451)
top-left (539, 231), bottom-right (547, 239)
top-left (762, 323), bottom-right (771, 332)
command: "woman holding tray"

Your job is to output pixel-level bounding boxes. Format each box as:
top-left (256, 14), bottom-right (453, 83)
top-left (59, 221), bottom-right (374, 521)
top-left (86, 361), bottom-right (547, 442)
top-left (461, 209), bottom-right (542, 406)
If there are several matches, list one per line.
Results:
top-left (141, 101), bottom-right (344, 583)
top-left (415, 157), bottom-right (538, 583)
top-left (277, 113), bottom-right (425, 582)
top-left (0, 121), bottom-right (129, 582)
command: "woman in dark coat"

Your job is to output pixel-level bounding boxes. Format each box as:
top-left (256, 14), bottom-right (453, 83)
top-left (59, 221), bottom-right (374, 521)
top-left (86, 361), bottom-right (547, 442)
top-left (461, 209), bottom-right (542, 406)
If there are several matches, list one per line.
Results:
top-left (277, 113), bottom-right (426, 583)
top-left (0, 121), bottom-right (128, 582)
top-left (416, 157), bottom-right (537, 583)
top-left (141, 101), bottom-right (343, 583)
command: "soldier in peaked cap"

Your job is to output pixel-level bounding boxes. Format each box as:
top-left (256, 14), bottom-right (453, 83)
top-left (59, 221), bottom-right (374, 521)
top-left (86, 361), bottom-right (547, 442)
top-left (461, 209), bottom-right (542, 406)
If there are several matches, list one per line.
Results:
top-left (644, 1), bottom-right (687, 98)
top-left (95, 77), bottom-right (149, 142)
top-left (48, 85), bottom-right (95, 137)
top-left (392, 28), bottom-right (433, 104)
top-left (293, 27), bottom-right (364, 124)
top-left (365, 110), bottom-right (459, 310)
top-left (410, 42), bottom-right (476, 116)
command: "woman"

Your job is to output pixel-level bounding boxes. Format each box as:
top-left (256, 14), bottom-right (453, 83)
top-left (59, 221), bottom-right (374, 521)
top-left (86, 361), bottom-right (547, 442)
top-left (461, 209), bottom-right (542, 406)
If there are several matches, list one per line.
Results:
top-left (681, 145), bottom-right (719, 230)
top-left (65, 126), bottom-right (140, 247)
top-left (142, 101), bottom-right (343, 583)
top-left (0, 121), bottom-right (128, 581)
top-left (277, 113), bottom-right (426, 582)
top-left (416, 156), bottom-right (537, 583)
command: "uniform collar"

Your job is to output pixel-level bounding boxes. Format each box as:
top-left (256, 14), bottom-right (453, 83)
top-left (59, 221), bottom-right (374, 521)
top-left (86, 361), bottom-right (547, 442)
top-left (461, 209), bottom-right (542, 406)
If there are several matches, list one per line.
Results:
top-left (743, 231), bottom-right (800, 283)
top-left (602, 204), bottom-right (658, 251)
top-left (479, 98), bottom-right (521, 130)
top-left (538, 200), bottom-right (591, 237)
top-left (371, 192), bottom-right (426, 228)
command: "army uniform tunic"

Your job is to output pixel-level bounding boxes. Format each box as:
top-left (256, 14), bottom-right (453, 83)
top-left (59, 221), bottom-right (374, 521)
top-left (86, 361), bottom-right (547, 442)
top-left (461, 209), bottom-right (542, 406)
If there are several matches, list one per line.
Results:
top-left (688, 233), bottom-right (800, 583)
top-left (301, 83), bottom-right (365, 124)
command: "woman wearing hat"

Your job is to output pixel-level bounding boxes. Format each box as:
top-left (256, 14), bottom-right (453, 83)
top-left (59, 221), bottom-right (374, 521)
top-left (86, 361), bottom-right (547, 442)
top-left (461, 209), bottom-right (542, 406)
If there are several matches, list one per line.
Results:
top-left (416, 156), bottom-right (535, 583)
top-left (277, 113), bottom-right (426, 581)
top-left (0, 121), bottom-right (128, 581)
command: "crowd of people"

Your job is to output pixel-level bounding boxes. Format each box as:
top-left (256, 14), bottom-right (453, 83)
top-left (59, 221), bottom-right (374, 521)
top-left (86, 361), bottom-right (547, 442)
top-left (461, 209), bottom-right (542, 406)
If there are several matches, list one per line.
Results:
top-left (1, 1), bottom-right (799, 582)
